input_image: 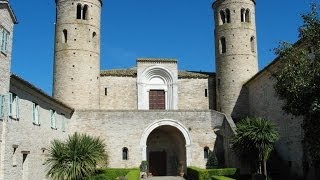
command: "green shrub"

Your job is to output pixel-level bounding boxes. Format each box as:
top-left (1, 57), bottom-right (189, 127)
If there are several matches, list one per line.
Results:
top-left (125, 169), bottom-right (140, 180)
top-left (187, 167), bottom-right (239, 180)
top-left (206, 150), bottom-right (218, 169)
top-left (88, 168), bottom-right (139, 180)
top-left (212, 175), bottom-right (236, 180)
top-left (139, 161), bottom-right (148, 172)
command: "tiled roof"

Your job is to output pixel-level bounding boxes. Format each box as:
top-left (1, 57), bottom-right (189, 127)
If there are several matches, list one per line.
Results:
top-left (137, 58), bottom-right (178, 63)
top-left (100, 69), bottom-right (215, 79)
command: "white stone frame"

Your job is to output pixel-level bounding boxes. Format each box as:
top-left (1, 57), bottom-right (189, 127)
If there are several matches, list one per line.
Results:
top-left (140, 119), bottom-right (192, 166)
top-left (137, 65), bottom-right (178, 110)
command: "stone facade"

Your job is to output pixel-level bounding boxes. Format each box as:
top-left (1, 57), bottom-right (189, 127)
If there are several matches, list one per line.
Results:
top-left (0, 0), bottom-right (313, 179)
top-left (245, 62), bottom-right (305, 177)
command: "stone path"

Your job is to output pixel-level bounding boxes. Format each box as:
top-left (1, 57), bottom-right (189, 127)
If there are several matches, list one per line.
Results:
top-left (147, 176), bottom-right (185, 180)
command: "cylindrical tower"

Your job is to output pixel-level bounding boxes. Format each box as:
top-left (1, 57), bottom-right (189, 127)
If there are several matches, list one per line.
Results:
top-left (213, 0), bottom-right (258, 119)
top-left (53, 0), bottom-right (102, 109)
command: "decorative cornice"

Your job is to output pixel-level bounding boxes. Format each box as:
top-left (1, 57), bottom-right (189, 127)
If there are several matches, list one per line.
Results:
top-left (137, 58), bottom-right (178, 63)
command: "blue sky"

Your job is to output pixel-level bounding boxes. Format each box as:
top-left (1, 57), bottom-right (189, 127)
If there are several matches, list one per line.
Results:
top-left (9, 0), bottom-right (314, 95)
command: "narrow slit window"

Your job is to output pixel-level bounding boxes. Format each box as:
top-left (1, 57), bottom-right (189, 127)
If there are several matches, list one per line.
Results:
top-left (0, 95), bottom-right (4, 119)
top-left (220, 37), bottom-right (226, 54)
top-left (250, 36), bottom-right (255, 52)
top-left (83, 5), bottom-right (88, 20)
top-left (63, 29), bottom-right (67, 43)
top-left (122, 147), bottom-right (128, 160)
top-left (105, 88), bottom-right (107, 96)
top-left (220, 10), bottom-right (226, 24)
top-left (92, 32), bottom-right (96, 39)
top-left (205, 89), bottom-right (208, 97)
top-left (204, 147), bottom-right (209, 159)
top-left (226, 9), bottom-right (231, 23)
top-left (241, 9), bottom-right (245, 22)
top-left (32, 102), bottom-right (40, 125)
top-left (76, 4), bottom-right (82, 19)
top-left (245, 9), bottom-right (250, 23)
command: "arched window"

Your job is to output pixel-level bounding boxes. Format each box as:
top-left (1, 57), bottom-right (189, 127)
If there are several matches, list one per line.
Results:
top-left (241, 8), bottom-right (245, 22)
top-left (250, 36), bottom-right (255, 52)
top-left (76, 4), bottom-right (82, 19)
top-left (83, 5), bottom-right (88, 20)
top-left (226, 9), bottom-right (231, 23)
top-left (245, 9), bottom-right (250, 23)
top-left (63, 29), bottom-right (68, 43)
top-left (220, 37), bottom-right (226, 54)
top-left (204, 147), bottom-right (209, 159)
top-left (220, 10), bottom-right (226, 24)
top-left (122, 147), bottom-right (128, 160)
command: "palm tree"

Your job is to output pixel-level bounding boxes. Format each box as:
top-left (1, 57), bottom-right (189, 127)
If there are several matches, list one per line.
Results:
top-left (232, 117), bottom-right (279, 178)
top-left (46, 132), bottom-right (108, 180)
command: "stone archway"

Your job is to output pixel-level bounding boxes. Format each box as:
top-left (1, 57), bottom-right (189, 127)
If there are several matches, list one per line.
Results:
top-left (140, 119), bottom-right (192, 176)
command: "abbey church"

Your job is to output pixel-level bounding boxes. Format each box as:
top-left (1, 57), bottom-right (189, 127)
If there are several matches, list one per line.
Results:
top-left (0, 0), bottom-right (311, 179)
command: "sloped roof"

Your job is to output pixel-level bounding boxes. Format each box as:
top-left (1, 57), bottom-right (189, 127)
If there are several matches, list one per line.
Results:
top-left (0, 1), bottom-right (18, 24)
top-left (10, 74), bottom-right (74, 112)
top-left (55, 0), bottom-right (103, 5)
top-left (100, 69), bottom-right (215, 79)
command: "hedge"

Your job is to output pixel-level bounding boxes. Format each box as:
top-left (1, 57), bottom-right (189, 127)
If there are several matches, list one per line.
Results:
top-left (125, 169), bottom-right (140, 180)
top-left (187, 167), bottom-right (239, 180)
top-left (87, 168), bottom-right (139, 180)
top-left (212, 175), bottom-right (236, 180)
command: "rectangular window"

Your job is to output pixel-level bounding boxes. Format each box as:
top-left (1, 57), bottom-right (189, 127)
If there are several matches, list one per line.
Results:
top-left (0, 28), bottom-right (9, 54)
top-left (149, 90), bottom-right (165, 110)
top-left (0, 95), bottom-right (4, 119)
top-left (32, 103), bottom-right (40, 125)
top-left (8, 93), bottom-right (19, 119)
top-left (105, 88), bottom-right (107, 96)
top-left (205, 89), bottom-right (208, 97)
top-left (50, 110), bottom-right (56, 129)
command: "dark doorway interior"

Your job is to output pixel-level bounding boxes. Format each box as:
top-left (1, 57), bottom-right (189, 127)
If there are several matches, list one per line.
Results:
top-left (149, 151), bottom-right (167, 176)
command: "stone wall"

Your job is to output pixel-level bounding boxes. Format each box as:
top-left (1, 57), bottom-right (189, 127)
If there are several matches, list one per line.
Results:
top-left (0, 3), bottom-right (15, 95)
top-left (246, 68), bottom-right (304, 177)
top-left (178, 77), bottom-right (214, 110)
top-left (69, 110), bottom-right (227, 169)
top-left (0, 76), bottom-right (73, 180)
top-left (100, 76), bottom-right (137, 110)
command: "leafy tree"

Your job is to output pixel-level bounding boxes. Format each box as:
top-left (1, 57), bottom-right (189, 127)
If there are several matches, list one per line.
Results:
top-left (232, 117), bottom-right (279, 177)
top-left (46, 133), bottom-right (108, 180)
top-left (206, 150), bottom-right (218, 169)
top-left (273, 3), bottom-right (320, 171)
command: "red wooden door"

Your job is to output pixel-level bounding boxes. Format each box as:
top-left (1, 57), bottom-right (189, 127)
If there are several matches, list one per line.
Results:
top-left (149, 90), bottom-right (165, 109)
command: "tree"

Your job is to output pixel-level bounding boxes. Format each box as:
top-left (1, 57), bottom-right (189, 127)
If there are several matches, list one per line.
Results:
top-left (273, 3), bottom-right (320, 172)
top-left (232, 117), bottom-right (279, 177)
top-left (46, 133), bottom-right (108, 180)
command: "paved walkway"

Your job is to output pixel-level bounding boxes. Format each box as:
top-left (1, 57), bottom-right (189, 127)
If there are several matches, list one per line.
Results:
top-left (147, 176), bottom-right (185, 180)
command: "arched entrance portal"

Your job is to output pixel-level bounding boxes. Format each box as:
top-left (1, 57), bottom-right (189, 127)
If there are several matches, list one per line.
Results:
top-left (147, 125), bottom-right (186, 176)
top-left (140, 119), bottom-right (192, 176)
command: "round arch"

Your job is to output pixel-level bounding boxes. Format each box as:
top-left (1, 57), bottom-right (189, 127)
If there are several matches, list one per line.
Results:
top-left (140, 119), bottom-right (192, 166)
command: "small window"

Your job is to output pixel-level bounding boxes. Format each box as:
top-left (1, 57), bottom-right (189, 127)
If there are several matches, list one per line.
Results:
top-left (61, 114), bottom-right (66, 132)
top-left (83, 5), bottom-right (88, 20)
top-left (226, 9), bottom-right (231, 23)
top-left (12, 145), bottom-right (18, 167)
top-left (220, 37), bottom-right (226, 54)
top-left (204, 147), bottom-right (209, 159)
top-left (76, 4), bottom-right (82, 19)
top-left (32, 103), bottom-right (40, 125)
top-left (92, 32), bottom-right (96, 39)
top-left (250, 36), bottom-right (255, 53)
top-left (241, 8), bottom-right (245, 22)
top-left (0, 95), bottom-right (4, 119)
top-left (122, 147), bottom-right (128, 160)
top-left (50, 110), bottom-right (57, 129)
top-left (245, 9), bottom-right (250, 23)
top-left (205, 89), bottom-right (208, 97)
top-left (105, 88), bottom-right (107, 96)
top-left (63, 29), bottom-right (68, 43)
top-left (0, 28), bottom-right (9, 54)
top-left (8, 93), bottom-right (19, 119)
top-left (220, 10), bottom-right (226, 24)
